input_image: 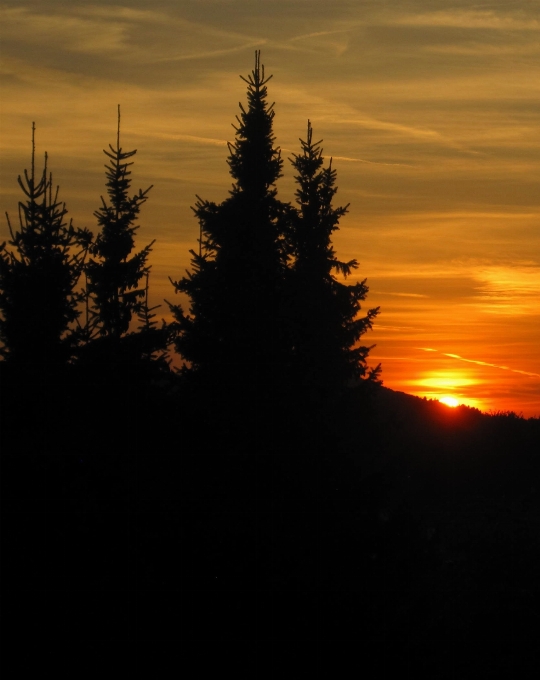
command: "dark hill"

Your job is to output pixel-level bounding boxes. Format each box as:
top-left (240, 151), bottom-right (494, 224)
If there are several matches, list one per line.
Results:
top-left (1, 380), bottom-right (539, 676)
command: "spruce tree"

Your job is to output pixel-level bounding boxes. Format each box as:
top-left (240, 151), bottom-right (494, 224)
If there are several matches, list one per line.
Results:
top-left (170, 52), bottom-right (288, 387)
top-left (0, 125), bottom-right (92, 369)
top-left (288, 121), bottom-right (380, 393)
top-left (134, 271), bottom-right (170, 372)
top-left (84, 107), bottom-right (165, 370)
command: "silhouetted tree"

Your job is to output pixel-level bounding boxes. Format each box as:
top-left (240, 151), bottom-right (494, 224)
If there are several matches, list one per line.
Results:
top-left (133, 271), bottom-right (171, 373)
top-left (169, 52), bottom-right (289, 388)
top-left (287, 121), bottom-right (380, 393)
top-left (0, 125), bottom-right (92, 369)
top-left (85, 107), bottom-right (154, 346)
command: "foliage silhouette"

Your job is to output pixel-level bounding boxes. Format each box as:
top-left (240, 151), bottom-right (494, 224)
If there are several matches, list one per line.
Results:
top-left (134, 271), bottom-right (171, 372)
top-left (169, 51), bottom-right (289, 389)
top-left (287, 120), bottom-right (380, 393)
top-left (0, 124), bottom-right (92, 369)
top-left (170, 55), bottom-right (381, 412)
top-left (86, 106), bottom-right (153, 340)
top-left (83, 107), bottom-right (169, 376)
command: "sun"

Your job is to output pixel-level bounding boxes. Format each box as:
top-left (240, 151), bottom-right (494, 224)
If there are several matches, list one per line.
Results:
top-left (439, 396), bottom-right (459, 408)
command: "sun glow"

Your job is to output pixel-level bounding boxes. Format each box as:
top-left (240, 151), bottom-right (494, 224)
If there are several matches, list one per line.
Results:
top-left (414, 372), bottom-right (476, 389)
top-left (439, 396), bottom-right (459, 408)
top-left (405, 370), bottom-right (486, 410)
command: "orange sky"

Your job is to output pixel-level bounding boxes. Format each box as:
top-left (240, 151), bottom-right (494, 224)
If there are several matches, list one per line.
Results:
top-left (1, 1), bottom-right (539, 416)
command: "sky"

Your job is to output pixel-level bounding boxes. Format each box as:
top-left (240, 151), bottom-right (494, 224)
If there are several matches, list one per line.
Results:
top-left (1, 0), bottom-right (539, 416)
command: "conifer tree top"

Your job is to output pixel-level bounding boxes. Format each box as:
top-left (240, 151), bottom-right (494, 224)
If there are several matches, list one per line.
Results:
top-left (86, 106), bottom-right (154, 340)
top-left (227, 51), bottom-right (283, 196)
top-left (0, 124), bottom-right (92, 365)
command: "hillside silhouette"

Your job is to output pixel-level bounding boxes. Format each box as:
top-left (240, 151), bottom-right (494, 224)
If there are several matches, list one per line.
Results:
top-left (2, 376), bottom-right (539, 676)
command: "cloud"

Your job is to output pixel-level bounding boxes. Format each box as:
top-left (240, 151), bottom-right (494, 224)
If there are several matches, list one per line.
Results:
top-left (76, 6), bottom-right (172, 23)
top-left (332, 155), bottom-right (414, 167)
top-left (131, 131), bottom-right (228, 148)
top-left (327, 115), bottom-right (482, 156)
top-left (0, 7), bottom-right (127, 54)
top-left (0, 5), bottom-right (262, 65)
top-left (337, 116), bottom-right (443, 141)
top-left (472, 263), bottom-right (540, 315)
top-left (375, 325), bottom-right (426, 332)
top-left (422, 43), bottom-right (540, 57)
top-left (417, 347), bottom-right (540, 379)
top-left (394, 10), bottom-right (540, 31)
top-left (282, 28), bottom-right (351, 56)
top-left (289, 29), bottom-right (348, 41)
top-left (373, 292), bottom-right (429, 298)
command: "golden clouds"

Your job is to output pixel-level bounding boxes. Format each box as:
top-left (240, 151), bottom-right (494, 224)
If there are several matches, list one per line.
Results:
top-left (473, 263), bottom-right (540, 316)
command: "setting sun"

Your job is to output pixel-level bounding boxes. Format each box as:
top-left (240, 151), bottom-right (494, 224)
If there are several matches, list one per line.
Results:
top-left (403, 369), bottom-right (486, 410)
top-left (439, 396), bottom-right (459, 408)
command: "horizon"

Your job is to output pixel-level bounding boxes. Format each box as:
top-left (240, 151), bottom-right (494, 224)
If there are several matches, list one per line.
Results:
top-left (1, 1), bottom-right (539, 416)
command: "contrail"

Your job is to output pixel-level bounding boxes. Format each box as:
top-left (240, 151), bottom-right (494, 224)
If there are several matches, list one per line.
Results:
top-left (417, 348), bottom-right (540, 378)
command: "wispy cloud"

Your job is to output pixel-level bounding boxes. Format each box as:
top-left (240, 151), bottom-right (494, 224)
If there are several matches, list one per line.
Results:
top-left (131, 131), bottom-right (228, 148)
top-left (332, 116), bottom-right (482, 155)
top-left (152, 41), bottom-right (266, 64)
top-left (282, 28), bottom-right (351, 56)
top-left (289, 29), bottom-right (350, 42)
top-left (472, 263), bottom-right (540, 315)
top-left (339, 116), bottom-right (443, 141)
top-left (374, 325), bottom-right (426, 332)
top-left (76, 6), bottom-right (172, 23)
top-left (373, 292), bottom-right (428, 298)
top-left (0, 7), bottom-right (127, 54)
top-left (417, 348), bottom-right (540, 378)
top-left (0, 6), bottom-right (263, 65)
top-left (423, 43), bottom-right (540, 57)
top-left (394, 10), bottom-right (540, 31)
top-left (332, 155), bottom-right (414, 167)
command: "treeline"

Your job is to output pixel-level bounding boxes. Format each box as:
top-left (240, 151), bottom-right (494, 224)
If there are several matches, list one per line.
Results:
top-left (0, 53), bottom-right (380, 413)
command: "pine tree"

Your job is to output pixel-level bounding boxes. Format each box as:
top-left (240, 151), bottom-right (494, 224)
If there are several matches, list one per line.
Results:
top-left (288, 121), bottom-right (380, 393)
top-left (134, 271), bottom-right (170, 372)
top-left (0, 125), bottom-right (92, 369)
top-left (170, 52), bottom-right (288, 387)
top-left (85, 107), bottom-right (158, 364)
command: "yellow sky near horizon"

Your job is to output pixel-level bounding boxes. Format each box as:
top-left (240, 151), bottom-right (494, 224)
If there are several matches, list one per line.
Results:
top-left (1, 1), bottom-right (539, 416)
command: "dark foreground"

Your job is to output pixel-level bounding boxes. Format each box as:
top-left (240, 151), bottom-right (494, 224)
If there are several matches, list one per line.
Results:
top-left (2, 377), bottom-right (539, 677)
